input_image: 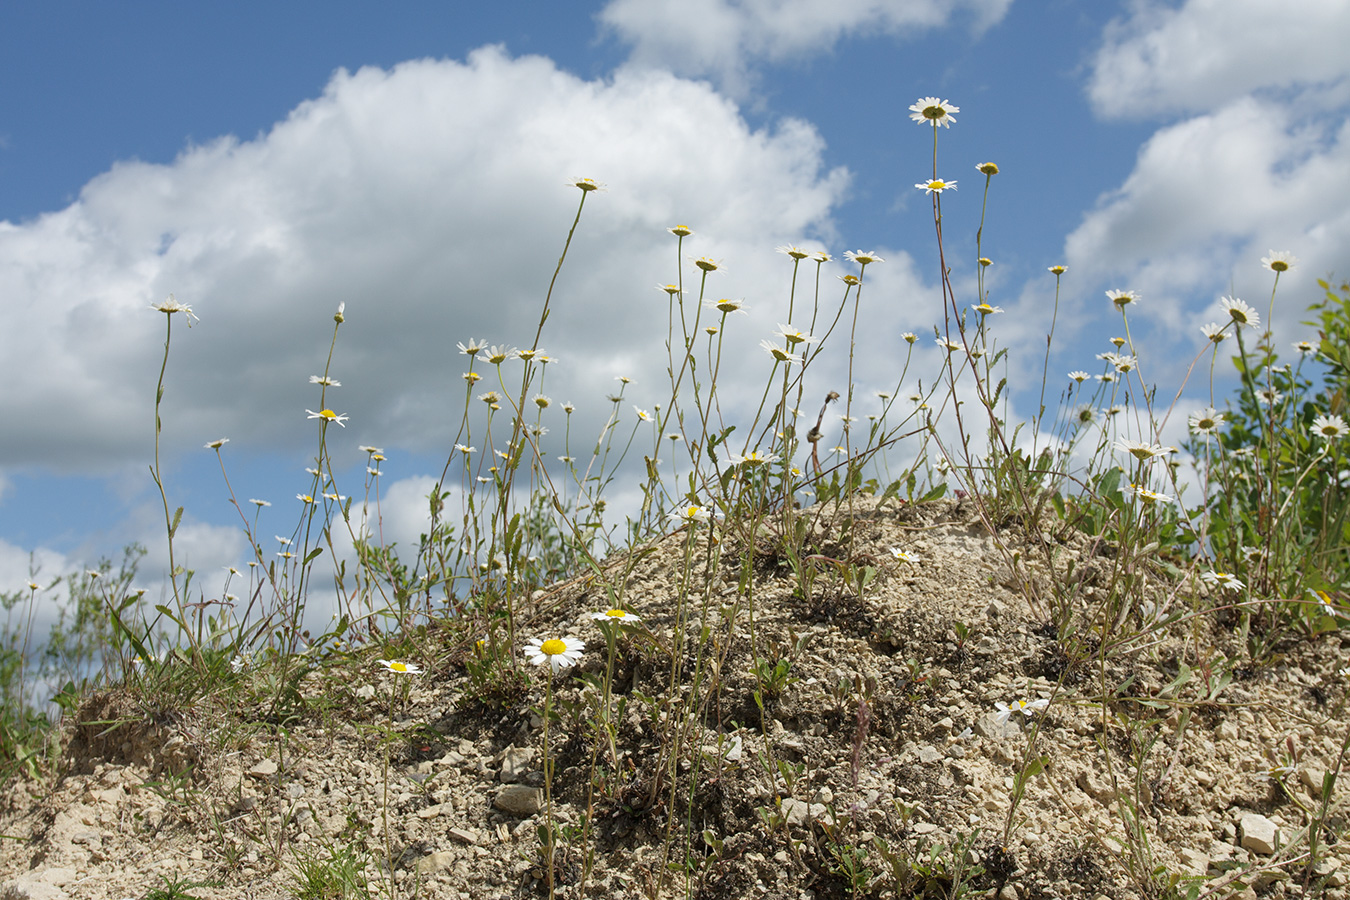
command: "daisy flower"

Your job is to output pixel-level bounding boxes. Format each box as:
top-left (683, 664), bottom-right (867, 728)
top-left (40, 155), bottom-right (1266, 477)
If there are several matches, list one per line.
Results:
top-left (1220, 296), bottom-right (1260, 329)
top-left (936, 338), bottom-right (962, 352)
top-left (309, 375), bottom-right (341, 387)
top-left (306, 409), bottom-right (349, 427)
top-left (480, 345), bottom-right (517, 365)
top-left (1111, 355), bottom-right (1138, 373)
top-left (1127, 484), bottom-right (1174, 505)
top-left (1068, 371), bottom-right (1090, 383)
top-left (1312, 414), bottom-right (1348, 440)
top-left (150, 294), bottom-right (198, 325)
top-left (889, 548), bottom-right (920, 563)
top-left (994, 698), bottom-right (1048, 727)
top-left (463, 371), bottom-right (483, 384)
top-left (777, 245), bottom-right (811, 260)
top-left (1200, 570), bottom-right (1244, 593)
top-left (774, 324), bottom-right (817, 345)
top-left (810, 250), bottom-right (832, 263)
top-left (844, 250), bottom-right (885, 266)
top-left (658, 284), bottom-right (681, 297)
top-left (1261, 251), bottom-right (1297, 273)
top-left (204, 438), bottom-right (229, 449)
top-left (673, 504), bottom-right (712, 524)
top-left (478, 391), bottom-right (501, 406)
top-left (974, 303), bottom-right (1003, 315)
top-left (1106, 290), bottom-right (1139, 309)
top-left (909, 97), bottom-right (959, 127)
top-left (591, 609), bottom-right (643, 624)
top-left (1293, 340), bottom-right (1316, 354)
top-left (1188, 408), bottom-right (1225, 435)
top-left (455, 444), bottom-right (476, 454)
top-left (710, 298), bottom-right (747, 314)
top-left (1048, 265), bottom-right (1066, 275)
top-left (694, 257), bottom-right (722, 272)
top-left (249, 498), bottom-right (271, 507)
top-left (359, 445), bottom-right (383, 455)
top-left (916, 178), bottom-right (956, 195)
top-left (533, 394), bottom-right (551, 409)
top-left (457, 338), bottom-right (488, 355)
top-left (297, 494), bottom-right (316, 505)
top-left (525, 637), bottom-right (585, 673)
top-left (1201, 323), bottom-right (1228, 343)
top-left (902, 332), bottom-right (918, 344)
top-left (761, 340), bottom-right (797, 363)
top-left (569, 177), bottom-right (604, 192)
top-left (668, 225), bottom-right (693, 237)
top-left (1114, 439), bottom-right (1166, 461)
top-left (976, 161), bottom-right (999, 175)
top-left (634, 407), bottom-right (652, 422)
top-left (377, 659), bottom-right (423, 675)
top-left (730, 450), bottom-right (778, 466)
top-left (1257, 387), bottom-right (1284, 406)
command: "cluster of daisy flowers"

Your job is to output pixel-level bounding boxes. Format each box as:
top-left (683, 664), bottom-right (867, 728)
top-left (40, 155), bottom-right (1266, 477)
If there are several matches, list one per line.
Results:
top-left (524, 608), bottom-right (645, 674)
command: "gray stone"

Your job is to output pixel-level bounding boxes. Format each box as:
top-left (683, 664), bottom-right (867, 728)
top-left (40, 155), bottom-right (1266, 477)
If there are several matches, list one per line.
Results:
top-left (0, 879), bottom-right (70, 900)
top-left (448, 827), bottom-right (480, 845)
top-left (493, 784), bottom-right (542, 816)
top-left (498, 746), bottom-right (535, 784)
top-left (780, 798), bottom-right (825, 826)
top-left (249, 758), bottom-right (278, 777)
top-left (917, 745), bottom-right (942, 764)
top-left (1239, 812), bottom-right (1279, 855)
top-left (416, 850), bottom-right (457, 874)
top-left (1178, 849), bottom-right (1210, 875)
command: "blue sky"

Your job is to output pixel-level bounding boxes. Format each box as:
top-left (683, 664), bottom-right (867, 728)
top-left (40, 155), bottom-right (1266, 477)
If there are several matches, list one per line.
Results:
top-left (2, 0), bottom-right (1347, 602)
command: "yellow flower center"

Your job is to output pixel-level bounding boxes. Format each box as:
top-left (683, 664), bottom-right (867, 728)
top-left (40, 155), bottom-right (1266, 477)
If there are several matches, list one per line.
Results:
top-left (924, 105), bottom-right (944, 119)
top-left (930, 180), bottom-right (946, 190)
top-left (318, 409), bottom-right (337, 419)
top-left (540, 639), bottom-right (566, 656)
top-left (389, 661), bottom-right (409, 672)
top-left (604, 609), bottom-right (626, 619)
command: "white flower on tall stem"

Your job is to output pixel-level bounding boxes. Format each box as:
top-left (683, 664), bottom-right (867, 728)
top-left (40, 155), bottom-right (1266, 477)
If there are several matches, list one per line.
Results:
top-left (1201, 323), bottom-right (1228, 343)
top-left (1312, 414), bottom-right (1347, 440)
top-left (673, 504), bottom-right (712, 525)
top-left (760, 340), bottom-right (797, 363)
top-left (1127, 484), bottom-right (1174, 505)
top-left (777, 245), bottom-right (811, 260)
top-left (569, 177), bottom-right (604, 192)
top-left (916, 178), bottom-right (956, 195)
top-left (902, 332), bottom-right (918, 344)
top-left (974, 303), bottom-right (1003, 316)
top-left (994, 698), bottom-right (1048, 727)
top-left (730, 450), bottom-right (777, 466)
top-left (525, 637), bottom-right (585, 673)
top-left (1293, 340), bottom-right (1316, 354)
top-left (634, 407), bottom-right (653, 422)
top-left (1106, 290), bottom-right (1139, 310)
top-left (204, 438), bottom-right (229, 449)
top-left (1220, 296), bottom-right (1260, 329)
top-left (1200, 570), bottom-right (1245, 593)
top-left (1257, 387), bottom-right (1284, 407)
top-left (1114, 439), bottom-right (1166, 462)
top-left (1189, 408), bottom-right (1225, 435)
top-left (150, 294), bottom-right (198, 325)
top-left (376, 659), bottom-right (423, 675)
top-left (309, 375), bottom-right (341, 387)
top-left (1261, 251), bottom-right (1297, 273)
top-left (306, 409), bottom-right (349, 427)
top-left (591, 609), bottom-right (643, 624)
top-left (710, 298), bottom-right (747, 314)
top-left (909, 97), bottom-right (959, 127)
top-left (843, 250), bottom-right (884, 266)
top-left (457, 338), bottom-right (488, 356)
top-left (936, 338), bottom-right (962, 353)
top-left (773, 324), bottom-right (817, 346)
top-left (480, 345), bottom-right (517, 365)
top-left (1068, 371), bottom-right (1089, 383)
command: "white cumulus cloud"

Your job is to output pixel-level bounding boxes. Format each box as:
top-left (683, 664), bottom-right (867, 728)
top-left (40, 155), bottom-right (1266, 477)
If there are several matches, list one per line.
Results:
top-left (1088, 0), bottom-right (1350, 120)
top-left (599, 0), bottom-right (1012, 93)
